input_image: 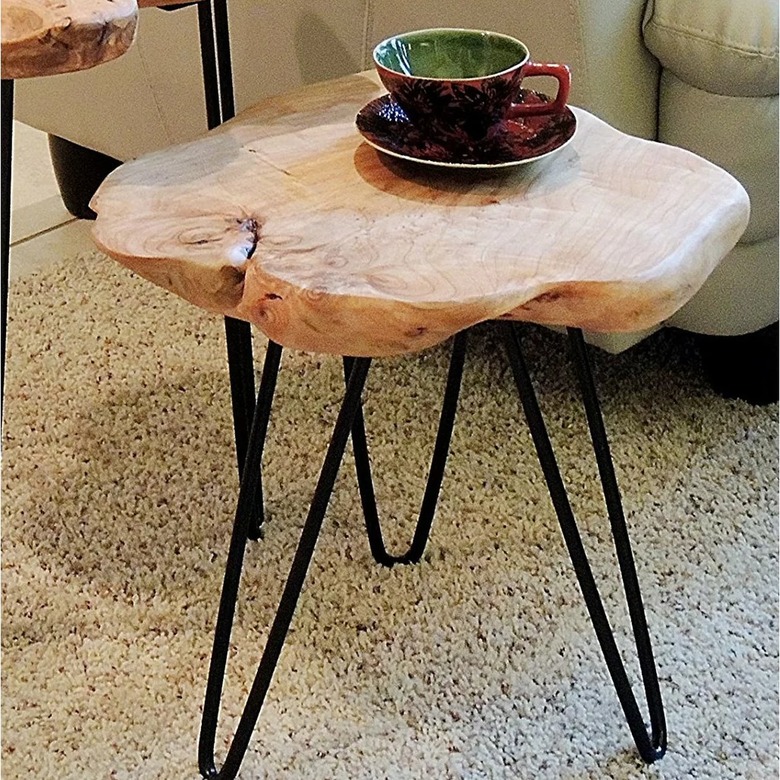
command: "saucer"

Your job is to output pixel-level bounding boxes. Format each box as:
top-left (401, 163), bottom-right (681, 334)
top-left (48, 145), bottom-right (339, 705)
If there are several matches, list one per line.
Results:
top-left (355, 91), bottom-right (577, 169)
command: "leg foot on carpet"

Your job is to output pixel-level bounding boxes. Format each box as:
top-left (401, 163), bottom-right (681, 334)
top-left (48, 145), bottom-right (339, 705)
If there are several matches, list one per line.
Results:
top-left (198, 356), bottom-right (371, 780)
top-left (343, 330), bottom-right (468, 567)
top-left (501, 322), bottom-right (667, 764)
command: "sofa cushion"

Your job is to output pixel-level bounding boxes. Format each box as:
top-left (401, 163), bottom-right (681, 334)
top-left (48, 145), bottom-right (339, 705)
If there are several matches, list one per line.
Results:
top-left (658, 71), bottom-right (778, 245)
top-left (642, 0), bottom-right (778, 97)
top-left (667, 236), bottom-right (779, 335)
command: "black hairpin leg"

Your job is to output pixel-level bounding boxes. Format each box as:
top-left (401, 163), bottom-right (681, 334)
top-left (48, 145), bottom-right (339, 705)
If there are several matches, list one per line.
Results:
top-left (224, 318), bottom-right (261, 536)
top-left (195, 0), bottom-right (261, 536)
top-left (344, 329), bottom-right (468, 567)
top-left (198, 355), bottom-right (372, 780)
top-left (196, 0), bottom-right (222, 130)
top-left (211, 0), bottom-right (235, 121)
top-left (235, 339), bottom-right (282, 540)
top-left (1, 78), bottom-right (14, 420)
top-left (501, 322), bottom-right (666, 763)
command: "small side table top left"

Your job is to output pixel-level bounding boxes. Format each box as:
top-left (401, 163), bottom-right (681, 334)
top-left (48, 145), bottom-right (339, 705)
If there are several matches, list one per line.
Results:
top-left (1, 0), bottom-right (139, 80)
top-left (1, 0), bottom-right (145, 413)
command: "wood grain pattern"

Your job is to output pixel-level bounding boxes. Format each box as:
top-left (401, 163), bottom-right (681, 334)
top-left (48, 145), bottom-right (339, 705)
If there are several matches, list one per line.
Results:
top-left (1, 0), bottom-right (137, 79)
top-left (92, 72), bottom-right (751, 357)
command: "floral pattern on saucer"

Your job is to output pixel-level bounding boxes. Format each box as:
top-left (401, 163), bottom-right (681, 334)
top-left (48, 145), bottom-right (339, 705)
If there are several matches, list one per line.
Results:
top-left (356, 90), bottom-right (577, 168)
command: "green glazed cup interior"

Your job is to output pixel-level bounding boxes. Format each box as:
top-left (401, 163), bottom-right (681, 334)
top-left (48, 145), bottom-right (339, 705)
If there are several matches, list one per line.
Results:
top-left (374, 28), bottom-right (529, 80)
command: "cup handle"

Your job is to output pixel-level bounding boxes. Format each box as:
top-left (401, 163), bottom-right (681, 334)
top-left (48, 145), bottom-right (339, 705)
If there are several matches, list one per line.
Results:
top-left (508, 62), bottom-right (571, 117)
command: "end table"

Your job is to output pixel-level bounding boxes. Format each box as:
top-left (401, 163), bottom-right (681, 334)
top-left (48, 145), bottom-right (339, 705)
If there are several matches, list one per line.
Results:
top-left (90, 72), bottom-right (750, 779)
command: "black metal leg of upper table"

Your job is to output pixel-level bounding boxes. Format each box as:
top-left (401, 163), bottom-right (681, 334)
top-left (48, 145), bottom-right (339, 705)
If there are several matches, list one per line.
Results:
top-left (196, 0), bottom-right (222, 129)
top-left (195, 0), bottom-right (261, 536)
top-left (211, 0), bottom-right (235, 119)
top-left (198, 349), bottom-right (371, 780)
top-left (344, 328), bottom-right (468, 567)
top-left (1, 78), bottom-right (14, 420)
top-left (500, 321), bottom-right (667, 763)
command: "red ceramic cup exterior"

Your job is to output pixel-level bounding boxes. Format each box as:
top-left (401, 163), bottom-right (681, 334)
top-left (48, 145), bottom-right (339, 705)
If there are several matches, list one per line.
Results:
top-left (374, 40), bottom-right (571, 145)
top-left (507, 62), bottom-right (571, 117)
top-left (376, 64), bottom-right (526, 134)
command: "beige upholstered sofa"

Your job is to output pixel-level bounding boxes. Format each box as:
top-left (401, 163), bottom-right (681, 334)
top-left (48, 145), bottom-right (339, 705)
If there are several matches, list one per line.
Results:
top-left (13, 0), bottom-right (779, 398)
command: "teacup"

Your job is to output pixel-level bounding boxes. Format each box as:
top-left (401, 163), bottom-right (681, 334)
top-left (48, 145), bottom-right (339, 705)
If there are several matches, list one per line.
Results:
top-left (373, 28), bottom-right (571, 141)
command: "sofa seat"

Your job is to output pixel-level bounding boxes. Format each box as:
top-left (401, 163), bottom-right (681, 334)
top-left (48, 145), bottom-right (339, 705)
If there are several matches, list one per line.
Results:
top-left (643, 0), bottom-right (778, 336)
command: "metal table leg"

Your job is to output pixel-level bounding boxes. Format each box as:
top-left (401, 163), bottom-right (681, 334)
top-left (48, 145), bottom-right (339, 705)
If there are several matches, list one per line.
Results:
top-left (500, 321), bottom-right (667, 763)
top-left (198, 349), bottom-right (372, 780)
top-left (194, 0), bottom-right (261, 537)
top-left (196, 324), bottom-right (666, 779)
top-left (344, 329), bottom-right (468, 566)
top-left (223, 317), bottom-right (260, 535)
top-left (1, 78), bottom-right (14, 420)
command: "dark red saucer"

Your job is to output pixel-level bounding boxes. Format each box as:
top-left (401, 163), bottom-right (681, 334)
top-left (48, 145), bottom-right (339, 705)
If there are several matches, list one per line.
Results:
top-left (355, 90), bottom-right (577, 168)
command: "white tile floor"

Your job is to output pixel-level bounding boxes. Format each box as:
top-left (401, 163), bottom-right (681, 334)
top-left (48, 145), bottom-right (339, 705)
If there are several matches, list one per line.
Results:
top-left (9, 121), bottom-right (96, 280)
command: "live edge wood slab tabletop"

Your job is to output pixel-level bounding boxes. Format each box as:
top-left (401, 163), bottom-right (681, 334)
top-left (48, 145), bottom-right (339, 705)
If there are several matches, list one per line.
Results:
top-left (91, 71), bottom-right (750, 358)
top-left (1, 0), bottom-right (139, 79)
top-left (0, 0), bottom-right (199, 79)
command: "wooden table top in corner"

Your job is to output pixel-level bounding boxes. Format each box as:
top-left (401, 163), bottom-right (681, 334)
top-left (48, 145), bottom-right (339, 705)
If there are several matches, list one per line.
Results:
top-left (91, 71), bottom-right (750, 357)
top-left (1, 0), bottom-right (139, 79)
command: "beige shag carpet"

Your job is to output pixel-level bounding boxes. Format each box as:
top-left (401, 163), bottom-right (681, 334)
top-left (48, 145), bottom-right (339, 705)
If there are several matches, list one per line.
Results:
top-left (2, 251), bottom-right (778, 780)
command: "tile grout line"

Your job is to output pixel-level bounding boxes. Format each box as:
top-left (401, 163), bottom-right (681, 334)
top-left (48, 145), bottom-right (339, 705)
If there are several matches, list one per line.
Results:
top-left (10, 216), bottom-right (81, 248)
